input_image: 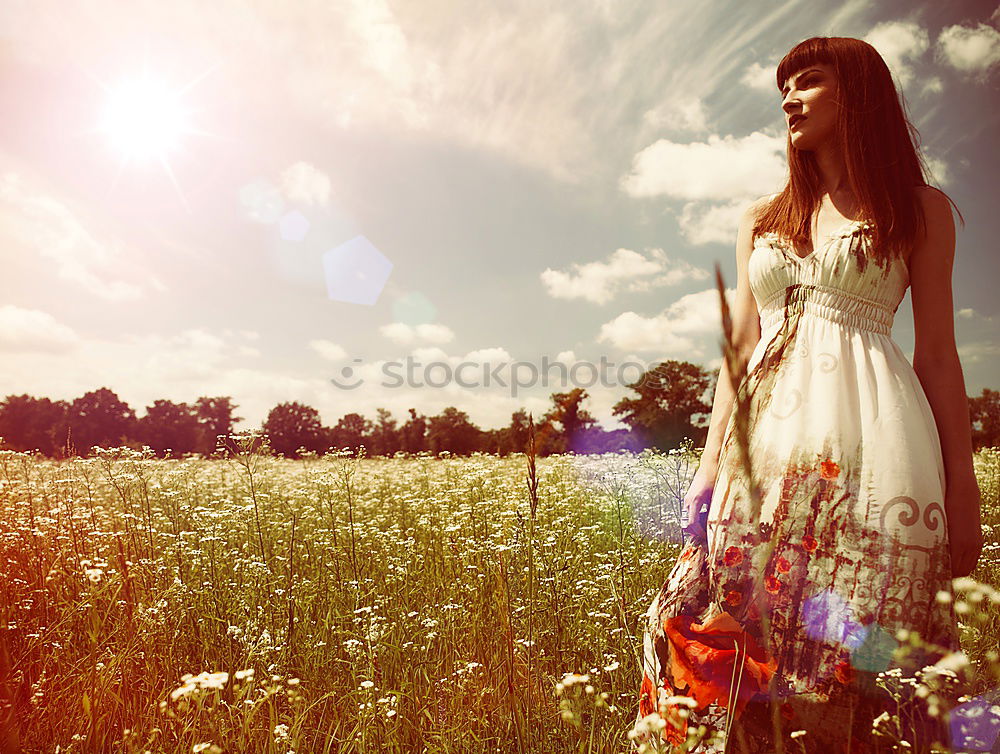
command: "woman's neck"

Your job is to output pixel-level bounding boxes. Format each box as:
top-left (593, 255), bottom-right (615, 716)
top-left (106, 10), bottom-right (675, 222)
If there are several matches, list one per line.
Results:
top-left (813, 142), bottom-right (852, 197)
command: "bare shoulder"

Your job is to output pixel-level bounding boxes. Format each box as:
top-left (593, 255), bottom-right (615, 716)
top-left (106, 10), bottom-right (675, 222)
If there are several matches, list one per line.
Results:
top-left (916, 185), bottom-right (954, 231)
top-left (738, 193), bottom-right (777, 239)
top-left (916, 184), bottom-right (948, 203)
top-left (912, 185), bottom-right (955, 262)
top-left (745, 192), bottom-right (778, 220)
top-left (735, 194), bottom-right (776, 274)
top-left (909, 185), bottom-right (958, 358)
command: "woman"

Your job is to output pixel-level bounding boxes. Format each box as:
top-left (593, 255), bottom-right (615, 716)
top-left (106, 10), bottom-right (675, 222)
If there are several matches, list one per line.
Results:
top-left (633, 37), bottom-right (984, 753)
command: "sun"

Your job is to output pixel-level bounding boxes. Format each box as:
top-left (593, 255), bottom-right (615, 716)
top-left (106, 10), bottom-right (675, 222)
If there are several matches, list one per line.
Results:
top-left (86, 55), bottom-right (220, 208)
top-left (98, 73), bottom-right (193, 166)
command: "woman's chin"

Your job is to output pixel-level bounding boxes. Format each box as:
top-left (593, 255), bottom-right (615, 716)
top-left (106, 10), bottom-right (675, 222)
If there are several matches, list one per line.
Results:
top-left (789, 127), bottom-right (833, 151)
top-left (789, 134), bottom-right (816, 150)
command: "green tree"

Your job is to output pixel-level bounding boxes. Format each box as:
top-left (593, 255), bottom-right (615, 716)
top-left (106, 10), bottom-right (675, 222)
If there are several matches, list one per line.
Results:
top-left (400, 408), bottom-right (427, 453)
top-left (262, 401), bottom-right (326, 457)
top-left (969, 388), bottom-right (1000, 450)
top-left (330, 413), bottom-right (373, 454)
top-left (426, 407), bottom-right (483, 455)
top-left (541, 388), bottom-right (598, 454)
top-left (612, 360), bottom-right (712, 452)
top-left (371, 408), bottom-right (399, 456)
top-left (136, 400), bottom-right (201, 457)
top-left (0, 395), bottom-right (69, 456)
top-left (499, 409), bottom-right (531, 455)
top-left (67, 387), bottom-right (138, 456)
top-left (194, 396), bottom-right (243, 453)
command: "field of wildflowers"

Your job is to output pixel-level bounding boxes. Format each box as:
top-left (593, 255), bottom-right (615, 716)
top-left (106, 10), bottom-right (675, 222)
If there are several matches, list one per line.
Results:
top-left (0, 436), bottom-right (998, 753)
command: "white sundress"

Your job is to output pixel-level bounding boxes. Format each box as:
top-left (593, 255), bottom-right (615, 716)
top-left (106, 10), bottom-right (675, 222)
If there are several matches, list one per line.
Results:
top-left (634, 218), bottom-right (964, 753)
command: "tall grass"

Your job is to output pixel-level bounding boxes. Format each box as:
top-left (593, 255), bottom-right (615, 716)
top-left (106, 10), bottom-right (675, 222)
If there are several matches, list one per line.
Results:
top-left (0, 434), bottom-right (672, 752)
top-left (0, 413), bottom-right (996, 750)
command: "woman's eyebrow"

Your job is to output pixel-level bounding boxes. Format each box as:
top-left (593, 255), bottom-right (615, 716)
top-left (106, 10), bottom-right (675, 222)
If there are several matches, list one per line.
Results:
top-left (781, 68), bottom-right (822, 94)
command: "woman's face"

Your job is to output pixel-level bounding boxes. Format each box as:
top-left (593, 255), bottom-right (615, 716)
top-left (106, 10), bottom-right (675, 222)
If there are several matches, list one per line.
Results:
top-left (780, 63), bottom-right (840, 151)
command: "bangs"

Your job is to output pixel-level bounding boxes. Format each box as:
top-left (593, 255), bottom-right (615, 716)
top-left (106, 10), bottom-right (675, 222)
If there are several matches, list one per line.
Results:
top-left (776, 38), bottom-right (836, 93)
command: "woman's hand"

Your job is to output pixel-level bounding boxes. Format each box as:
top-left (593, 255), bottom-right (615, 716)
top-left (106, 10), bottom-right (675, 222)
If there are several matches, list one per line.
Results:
top-left (946, 477), bottom-right (985, 579)
top-left (681, 467), bottom-right (716, 547)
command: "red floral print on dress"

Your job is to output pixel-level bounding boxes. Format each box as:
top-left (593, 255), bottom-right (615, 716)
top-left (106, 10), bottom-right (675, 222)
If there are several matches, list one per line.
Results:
top-left (801, 534), bottom-right (818, 552)
top-left (820, 459), bottom-right (841, 479)
top-left (725, 589), bottom-right (743, 606)
top-left (661, 610), bottom-right (778, 719)
top-left (638, 671), bottom-right (688, 744)
top-left (834, 659), bottom-right (855, 685)
top-left (764, 574), bottom-right (782, 594)
top-left (638, 671), bottom-right (655, 718)
top-left (723, 546), bottom-right (744, 566)
top-left (658, 697), bottom-right (690, 745)
top-left (775, 556), bottom-right (792, 573)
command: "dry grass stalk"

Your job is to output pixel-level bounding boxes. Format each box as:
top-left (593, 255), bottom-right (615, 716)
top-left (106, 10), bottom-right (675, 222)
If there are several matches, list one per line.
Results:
top-left (713, 262), bottom-right (786, 753)
top-left (525, 412), bottom-right (540, 748)
top-left (0, 625), bottom-right (20, 754)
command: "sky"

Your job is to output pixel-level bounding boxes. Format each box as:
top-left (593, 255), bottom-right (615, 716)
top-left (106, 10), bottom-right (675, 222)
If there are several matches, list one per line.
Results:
top-left (0, 0), bottom-right (997, 434)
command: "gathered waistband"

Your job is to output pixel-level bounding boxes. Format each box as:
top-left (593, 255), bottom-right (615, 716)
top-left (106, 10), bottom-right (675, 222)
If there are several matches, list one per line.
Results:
top-left (758, 284), bottom-right (894, 335)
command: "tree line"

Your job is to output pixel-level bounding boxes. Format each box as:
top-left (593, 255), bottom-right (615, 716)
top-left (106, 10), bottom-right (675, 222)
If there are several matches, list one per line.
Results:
top-left (1, 363), bottom-right (997, 458)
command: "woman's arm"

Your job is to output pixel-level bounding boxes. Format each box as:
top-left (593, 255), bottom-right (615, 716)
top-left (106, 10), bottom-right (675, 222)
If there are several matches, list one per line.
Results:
top-left (909, 185), bottom-right (984, 577)
top-left (696, 198), bottom-right (764, 480)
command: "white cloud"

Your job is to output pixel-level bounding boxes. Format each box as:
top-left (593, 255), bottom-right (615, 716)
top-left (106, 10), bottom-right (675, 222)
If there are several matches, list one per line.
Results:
top-left (280, 161), bottom-right (333, 207)
top-left (596, 286), bottom-right (736, 357)
top-left (416, 323), bottom-right (456, 344)
top-left (704, 354), bottom-right (724, 372)
top-left (741, 61), bottom-right (776, 92)
top-left (936, 22), bottom-right (1000, 77)
top-left (620, 131), bottom-right (786, 202)
top-left (923, 154), bottom-right (951, 187)
top-left (0, 305), bottom-right (79, 353)
top-left (596, 310), bottom-right (696, 354)
top-left (170, 329), bottom-right (226, 350)
top-left (541, 247), bottom-right (709, 304)
top-left (409, 345), bottom-right (451, 362)
top-left (222, 328), bottom-right (261, 340)
top-left (345, 0), bottom-right (418, 94)
top-left (958, 341), bottom-right (1000, 364)
top-left (863, 20), bottom-right (930, 90)
top-left (0, 172), bottom-right (145, 301)
top-left (380, 322), bottom-right (455, 345)
top-left (0, 322), bottom-right (276, 420)
top-left (462, 346), bottom-right (514, 364)
top-left (677, 198), bottom-right (753, 246)
top-left (138, 329), bottom-right (236, 382)
top-left (642, 96), bottom-right (709, 133)
top-left (309, 339), bottom-right (348, 361)
top-left (919, 76), bottom-right (944, 95)
top-left (955, 307), bottom-right (994, 323)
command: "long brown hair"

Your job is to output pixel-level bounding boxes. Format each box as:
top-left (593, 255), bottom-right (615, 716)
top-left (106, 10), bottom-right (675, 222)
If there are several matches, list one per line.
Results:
top-left (753, 36), bottom-right (964, 266)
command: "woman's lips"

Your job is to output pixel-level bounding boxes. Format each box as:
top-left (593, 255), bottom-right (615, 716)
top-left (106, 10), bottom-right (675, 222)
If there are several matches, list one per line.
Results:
top-left (790, 116), bottom-right (806, 129)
